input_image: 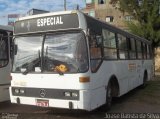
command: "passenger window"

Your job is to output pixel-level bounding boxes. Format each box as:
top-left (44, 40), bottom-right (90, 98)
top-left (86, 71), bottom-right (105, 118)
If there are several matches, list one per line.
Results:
top-left (128, 38), bottom-right (136, 59)
top-left (117, 34), bottom-right (128, 59)
top-left (102, 29), bottom-right (116, 48)
top-left (147, 45), bottom-right (151, 59)
top-left (142, 43), bottom-right (147, 59)
top-left (136, 40), bottom-right (142, 59)
top-left (102, 29), bottom-right (117, 59)
top-left (89, 33), bottom-right (102, 72)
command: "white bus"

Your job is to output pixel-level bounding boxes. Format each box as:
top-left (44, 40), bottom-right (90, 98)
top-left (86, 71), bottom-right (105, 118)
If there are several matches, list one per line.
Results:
top-left (10, 11), bottom-right (153, 111)
top-left (0, 25), bottom-right (13, 102)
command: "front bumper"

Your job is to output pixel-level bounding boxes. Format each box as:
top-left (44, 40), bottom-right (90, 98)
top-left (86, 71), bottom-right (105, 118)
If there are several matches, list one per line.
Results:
top-left (9, 87), bottom-right (91, 111)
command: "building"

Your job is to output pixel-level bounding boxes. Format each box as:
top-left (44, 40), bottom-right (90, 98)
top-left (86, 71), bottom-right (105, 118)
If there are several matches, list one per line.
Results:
top-left (155, 48), bottom-right (160, 72)
top-left (8, 14), bottom-right (20, 26)
top-left (82, 0), bottom-right (131, 30)
top-left (27, 9), bottom-right (49, 16)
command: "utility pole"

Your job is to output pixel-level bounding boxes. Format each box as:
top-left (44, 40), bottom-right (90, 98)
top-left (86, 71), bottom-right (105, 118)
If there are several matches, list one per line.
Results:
top-left (64, 0), bottom-right (66, 11)
top-left (76, 4), bottom-right (79, 10)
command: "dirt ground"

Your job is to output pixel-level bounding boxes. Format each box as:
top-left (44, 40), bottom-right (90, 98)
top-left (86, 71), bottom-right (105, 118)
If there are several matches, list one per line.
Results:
top-left (0, 76), bottom-right (160, 119)
top-left (108, 75), bottom-right (160, 113)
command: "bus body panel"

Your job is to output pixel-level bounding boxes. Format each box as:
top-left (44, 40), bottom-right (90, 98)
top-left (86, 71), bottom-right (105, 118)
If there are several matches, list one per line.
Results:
top-left (0, 64), bottom-right (10, 102)
top-left (11, 73), bottom-right (91, 90)
top-left (89, 60), bottom-right (153, 97)
top-left (0, 85), bottom-right (10, 102)
top-left (0, 65), bottom-right (10, 85)
top-left (10, 85), bottom-right (106, 111)
top-left (10, 59), bottom-right (153, 110)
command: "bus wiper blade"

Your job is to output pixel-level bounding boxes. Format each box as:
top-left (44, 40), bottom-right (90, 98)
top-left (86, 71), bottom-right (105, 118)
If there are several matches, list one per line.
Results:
top-left (22, 59), bottom-right (40, 75)
top-left (22, 50), bottom-right (41, 75)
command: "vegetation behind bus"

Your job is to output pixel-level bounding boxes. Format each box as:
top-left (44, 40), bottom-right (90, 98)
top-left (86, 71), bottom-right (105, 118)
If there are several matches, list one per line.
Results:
top-left (111, 0), bottom-right (160, 53)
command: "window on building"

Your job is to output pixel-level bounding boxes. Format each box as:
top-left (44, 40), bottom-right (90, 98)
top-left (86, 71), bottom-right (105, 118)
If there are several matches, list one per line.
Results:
top-left (86, 0), bottom-right (94, 4)
top-left (89, 10), bottom-right (95, 17)
top-left (125, 15), bottom-right (133, 21)
top-left (98, 0), bottom-right (105, 4)
top-left (106, 16), bottom-right (114, 22)
top-left (137, 0), bottom-right (143, 6)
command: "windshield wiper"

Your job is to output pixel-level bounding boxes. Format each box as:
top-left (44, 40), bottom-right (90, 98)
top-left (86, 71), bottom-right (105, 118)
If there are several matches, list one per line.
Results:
top-left (22, 50), bottom-right (41, 75)
top-left (45, 46), bottom-right (64, 75)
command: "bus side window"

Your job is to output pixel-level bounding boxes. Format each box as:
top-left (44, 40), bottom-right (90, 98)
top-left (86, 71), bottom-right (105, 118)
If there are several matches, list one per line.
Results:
top-left (89, 35), bottom-right (102, 72)
top-left (142, 43), bottom-right (147, 59)
top-left (102, 29), bottom-right (117, 59)
top-left (128, 38), bottom-right (136, 59)
top-left (136, 40), bottom-right (143, 59)
top-left (117, 34), bottom-right (128, 59)
top-left (147, 45), bottom-right (151, 59)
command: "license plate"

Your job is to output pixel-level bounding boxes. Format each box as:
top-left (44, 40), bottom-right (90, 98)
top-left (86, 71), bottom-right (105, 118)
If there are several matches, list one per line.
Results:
top-left (36, 99), bottom-right (49, 107)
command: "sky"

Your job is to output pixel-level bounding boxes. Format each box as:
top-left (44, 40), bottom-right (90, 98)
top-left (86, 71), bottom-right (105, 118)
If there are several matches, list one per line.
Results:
top-left (0, 0), bottom-right (86, 25)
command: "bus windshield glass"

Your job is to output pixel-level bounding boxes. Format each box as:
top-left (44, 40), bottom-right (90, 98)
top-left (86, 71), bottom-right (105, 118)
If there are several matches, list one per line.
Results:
top-left (12, 32), bottom-right (88, 74)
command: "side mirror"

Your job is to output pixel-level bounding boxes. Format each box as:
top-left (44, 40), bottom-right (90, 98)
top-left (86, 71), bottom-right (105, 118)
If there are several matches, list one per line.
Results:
top-left (96, 36), bottom-right (103, 47)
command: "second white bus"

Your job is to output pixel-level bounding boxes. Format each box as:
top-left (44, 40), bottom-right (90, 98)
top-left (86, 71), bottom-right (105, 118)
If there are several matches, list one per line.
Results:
top-left (0, 25), bottom-right (12, 102)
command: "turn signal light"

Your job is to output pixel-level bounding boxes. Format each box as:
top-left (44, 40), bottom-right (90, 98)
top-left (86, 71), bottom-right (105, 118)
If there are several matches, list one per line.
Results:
top-left (79, 77), bottom-right (90, 83)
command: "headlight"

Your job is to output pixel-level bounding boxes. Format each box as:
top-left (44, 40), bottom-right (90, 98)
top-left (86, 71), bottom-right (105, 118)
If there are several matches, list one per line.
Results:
top-left (15, 89), bottom-right (19, 94)
top-left (20, 89), bottom-right (25, 94)
top-left (71, 92), bottom-right (78, 97)
top-left (64, 92), bottom-right (71, 97)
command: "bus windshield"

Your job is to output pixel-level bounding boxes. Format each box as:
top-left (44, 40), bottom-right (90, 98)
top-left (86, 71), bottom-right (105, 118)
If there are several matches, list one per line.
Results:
top-left (12, 32), bottom-right (88, 74)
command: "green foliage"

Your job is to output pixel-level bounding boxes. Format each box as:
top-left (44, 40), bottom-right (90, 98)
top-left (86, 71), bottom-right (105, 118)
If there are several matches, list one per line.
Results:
top-left (112, 0), bottom-right (160, 48)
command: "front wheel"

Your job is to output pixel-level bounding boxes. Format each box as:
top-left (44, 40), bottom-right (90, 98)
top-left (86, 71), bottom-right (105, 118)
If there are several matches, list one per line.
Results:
top-left (106, 81), bottom-right (112, 110)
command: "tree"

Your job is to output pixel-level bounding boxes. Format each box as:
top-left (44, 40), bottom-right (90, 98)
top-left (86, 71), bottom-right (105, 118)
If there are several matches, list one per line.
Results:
top-left (110, 0), bottom-right (160, 52)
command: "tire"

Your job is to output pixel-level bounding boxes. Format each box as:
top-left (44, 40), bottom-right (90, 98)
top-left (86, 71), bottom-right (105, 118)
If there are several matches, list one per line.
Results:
top-left (141, 72), bottom-right (148, 88)
top-left (106, 81), bottom-right (112, 110)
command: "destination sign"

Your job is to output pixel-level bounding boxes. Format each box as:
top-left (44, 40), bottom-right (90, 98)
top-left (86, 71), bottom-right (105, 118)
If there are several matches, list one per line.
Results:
top-left (14, 13), bottom-right (79, 35)
top-left (37, 16), bottom-right (63, 27)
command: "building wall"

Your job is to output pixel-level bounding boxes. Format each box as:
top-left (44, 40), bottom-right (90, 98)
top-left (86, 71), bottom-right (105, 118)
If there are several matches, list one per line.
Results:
top-left (83, 0), bottom-right (128, 30)
top-left (155, 48), bottom-right (160, 72)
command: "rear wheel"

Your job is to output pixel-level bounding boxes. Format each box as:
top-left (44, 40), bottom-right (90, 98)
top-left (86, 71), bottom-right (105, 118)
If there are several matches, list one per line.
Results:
top-left (141, 72), bottom-right (148, 88)
top-left (106, 81), bottom-right (112, 110)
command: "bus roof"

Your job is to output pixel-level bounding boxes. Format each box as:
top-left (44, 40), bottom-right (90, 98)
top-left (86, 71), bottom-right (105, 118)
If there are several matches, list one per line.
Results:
top-left (84, 13), bottom-right (151, 44)
top-left (14, 10), bottom-right (150, 44)
top-left (17, 10), bottom-right (74, 21)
